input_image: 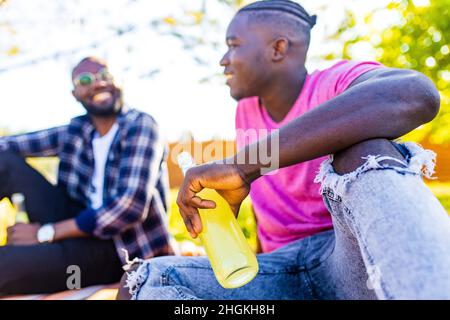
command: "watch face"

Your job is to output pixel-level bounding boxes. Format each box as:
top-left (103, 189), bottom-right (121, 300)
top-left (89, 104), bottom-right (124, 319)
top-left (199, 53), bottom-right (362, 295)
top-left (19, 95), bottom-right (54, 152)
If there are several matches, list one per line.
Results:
top-left (38, 225), bottom-right (55, 243)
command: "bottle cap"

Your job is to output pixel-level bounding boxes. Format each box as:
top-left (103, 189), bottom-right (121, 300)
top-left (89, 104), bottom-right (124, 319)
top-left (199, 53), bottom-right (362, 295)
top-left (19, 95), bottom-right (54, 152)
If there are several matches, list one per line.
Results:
top-left (11, 193), bottom-right (25, 204)
top-left (177, 152), bottom-right (196, 176)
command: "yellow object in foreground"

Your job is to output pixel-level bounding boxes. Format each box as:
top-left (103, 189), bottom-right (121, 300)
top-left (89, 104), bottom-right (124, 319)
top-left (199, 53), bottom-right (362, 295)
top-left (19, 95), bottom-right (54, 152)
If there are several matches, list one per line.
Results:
top-left (177, 152), bottom-right (259, 289)
top-left (197, 188), bottom-right (259, 289)
top-left (0, 198), bottom-right (16, 246)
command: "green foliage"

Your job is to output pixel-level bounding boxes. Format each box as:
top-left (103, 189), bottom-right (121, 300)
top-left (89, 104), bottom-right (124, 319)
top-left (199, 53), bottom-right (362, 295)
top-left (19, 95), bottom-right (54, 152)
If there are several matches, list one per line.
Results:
top-left (326, 0), bottom-right (450, 143)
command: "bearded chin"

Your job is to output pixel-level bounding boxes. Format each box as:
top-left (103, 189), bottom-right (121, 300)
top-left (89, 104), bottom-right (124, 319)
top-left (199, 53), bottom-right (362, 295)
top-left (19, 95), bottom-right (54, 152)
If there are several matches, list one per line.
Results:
top-left (82, 91), bottom-right (123, 117)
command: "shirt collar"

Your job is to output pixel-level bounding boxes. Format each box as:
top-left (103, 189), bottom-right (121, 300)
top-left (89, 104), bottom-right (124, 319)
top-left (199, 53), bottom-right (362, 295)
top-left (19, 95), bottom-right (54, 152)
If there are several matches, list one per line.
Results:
top-left (80, 106), bottom-right (129, 142)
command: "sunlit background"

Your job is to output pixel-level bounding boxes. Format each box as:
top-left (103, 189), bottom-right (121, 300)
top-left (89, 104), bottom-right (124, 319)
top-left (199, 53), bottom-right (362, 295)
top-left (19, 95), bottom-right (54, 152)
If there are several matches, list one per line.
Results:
top-left (4, 0), bottom-right (438, 141)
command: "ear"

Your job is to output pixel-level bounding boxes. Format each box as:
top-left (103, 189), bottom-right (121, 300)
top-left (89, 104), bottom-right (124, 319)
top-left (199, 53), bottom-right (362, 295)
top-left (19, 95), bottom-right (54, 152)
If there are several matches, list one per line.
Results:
top-left (271, 37), bottom-right (289, 62)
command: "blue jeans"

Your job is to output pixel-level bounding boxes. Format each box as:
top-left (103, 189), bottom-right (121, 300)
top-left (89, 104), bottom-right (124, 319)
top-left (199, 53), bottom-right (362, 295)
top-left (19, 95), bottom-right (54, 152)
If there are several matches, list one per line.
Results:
top-left (125, 142), bottom-right (450, 300)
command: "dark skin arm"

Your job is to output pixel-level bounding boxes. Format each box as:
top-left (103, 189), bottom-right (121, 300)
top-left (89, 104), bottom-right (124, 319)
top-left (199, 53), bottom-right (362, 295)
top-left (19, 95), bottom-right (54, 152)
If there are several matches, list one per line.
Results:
top-left (7, 219), bottom-right (87, 245)
top-left (177, 68), bottom-right (440, 238)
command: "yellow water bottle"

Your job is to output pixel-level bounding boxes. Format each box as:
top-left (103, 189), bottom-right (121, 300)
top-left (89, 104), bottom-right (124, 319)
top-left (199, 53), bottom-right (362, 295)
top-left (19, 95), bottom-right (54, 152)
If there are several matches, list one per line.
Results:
top-left (177, 152), bottom-right (259, 289)
top-left (0, 198), bottom-right (16, 245)
top-left (11, 193), bottom-right (30, 224)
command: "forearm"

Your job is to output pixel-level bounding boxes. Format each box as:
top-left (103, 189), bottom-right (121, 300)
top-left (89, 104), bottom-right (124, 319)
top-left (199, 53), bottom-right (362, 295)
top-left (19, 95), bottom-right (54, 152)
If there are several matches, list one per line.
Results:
top-left (0, 126), bottom-right (66, 157)
top-left (236, 70), bottom-right (440, 182)
top-left (54, 218), bottom-right (88, 241)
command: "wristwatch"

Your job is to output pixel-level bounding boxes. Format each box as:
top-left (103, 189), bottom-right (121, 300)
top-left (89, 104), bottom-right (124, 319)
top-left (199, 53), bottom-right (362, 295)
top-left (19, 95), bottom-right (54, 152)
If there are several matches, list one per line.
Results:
top-left (37, 223), bottom-right (55, 243)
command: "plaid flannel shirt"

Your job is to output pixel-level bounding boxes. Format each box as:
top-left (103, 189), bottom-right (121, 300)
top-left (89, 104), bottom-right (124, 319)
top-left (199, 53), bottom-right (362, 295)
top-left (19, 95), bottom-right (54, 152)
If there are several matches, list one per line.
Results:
top-left (0, 108), bottom-right (174, 263)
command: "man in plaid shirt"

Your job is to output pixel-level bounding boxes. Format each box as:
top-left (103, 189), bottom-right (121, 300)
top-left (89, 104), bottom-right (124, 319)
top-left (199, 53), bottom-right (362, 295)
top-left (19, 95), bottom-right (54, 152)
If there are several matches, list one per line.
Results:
top-left (0, 57), bottom-right (174, 295)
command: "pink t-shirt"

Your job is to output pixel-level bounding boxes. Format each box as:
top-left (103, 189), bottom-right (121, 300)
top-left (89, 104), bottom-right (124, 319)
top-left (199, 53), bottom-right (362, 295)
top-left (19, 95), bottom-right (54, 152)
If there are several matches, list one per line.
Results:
top-left (235, 60), bottom-right (383, 253)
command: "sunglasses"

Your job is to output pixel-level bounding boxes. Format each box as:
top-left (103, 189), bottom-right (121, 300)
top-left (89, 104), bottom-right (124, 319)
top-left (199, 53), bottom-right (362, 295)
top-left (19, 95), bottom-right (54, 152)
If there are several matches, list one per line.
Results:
top-left (73, 68), bottom-right (114, 87)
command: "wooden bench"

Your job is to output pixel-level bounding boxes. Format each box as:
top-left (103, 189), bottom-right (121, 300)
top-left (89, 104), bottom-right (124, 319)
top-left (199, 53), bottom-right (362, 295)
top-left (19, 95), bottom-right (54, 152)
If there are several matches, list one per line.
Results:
top-left (0, 283), bottom-right (120, 300)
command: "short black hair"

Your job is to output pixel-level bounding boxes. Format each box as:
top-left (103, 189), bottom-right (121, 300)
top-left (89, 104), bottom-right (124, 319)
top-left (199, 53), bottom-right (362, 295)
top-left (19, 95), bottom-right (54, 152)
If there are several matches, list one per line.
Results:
top-left (237, 0), bottom-right (316, 45)
top-left (238, 0), bottom-right (316, 28)
top-left (71, 56), bottom-right (107, 78)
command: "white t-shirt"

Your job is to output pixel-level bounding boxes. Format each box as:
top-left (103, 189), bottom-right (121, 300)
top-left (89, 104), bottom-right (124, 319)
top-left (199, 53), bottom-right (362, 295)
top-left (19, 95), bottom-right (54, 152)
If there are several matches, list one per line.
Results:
top-left (89, 123), bottom-right (119, 209)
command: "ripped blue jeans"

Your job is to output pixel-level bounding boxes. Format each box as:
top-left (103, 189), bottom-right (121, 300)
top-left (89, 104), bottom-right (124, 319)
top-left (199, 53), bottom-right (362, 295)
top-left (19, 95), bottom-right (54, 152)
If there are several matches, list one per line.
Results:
top-left (124, 142), bottom-right (450, 300)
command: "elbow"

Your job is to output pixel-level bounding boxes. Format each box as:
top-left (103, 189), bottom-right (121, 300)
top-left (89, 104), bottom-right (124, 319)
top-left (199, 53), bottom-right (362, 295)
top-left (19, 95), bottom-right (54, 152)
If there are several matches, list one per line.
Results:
top-left (406, 71), bottom-right (441, 124)
top-left (94, 194), bottom-right (148, 238)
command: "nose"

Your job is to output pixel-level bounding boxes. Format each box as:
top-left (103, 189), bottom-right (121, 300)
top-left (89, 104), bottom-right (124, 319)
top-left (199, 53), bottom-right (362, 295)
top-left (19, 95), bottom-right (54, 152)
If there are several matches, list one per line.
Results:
top-left (91, 77), bottom-right (109, 90)
top-left (220, 51), bottom-right (230, 67)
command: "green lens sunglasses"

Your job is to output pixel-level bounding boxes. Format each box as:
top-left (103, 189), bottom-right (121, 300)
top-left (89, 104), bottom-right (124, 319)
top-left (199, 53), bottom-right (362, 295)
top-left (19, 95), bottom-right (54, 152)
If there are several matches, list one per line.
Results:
top-left (73, 68), bottom-right (114, 87)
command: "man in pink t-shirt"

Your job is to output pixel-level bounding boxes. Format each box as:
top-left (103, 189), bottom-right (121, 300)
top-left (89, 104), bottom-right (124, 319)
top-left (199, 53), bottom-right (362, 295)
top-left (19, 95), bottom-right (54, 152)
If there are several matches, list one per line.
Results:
top-left (121, 0), bottom-right (450, 300)
top-left (235, 59), bottom-right (383, 253)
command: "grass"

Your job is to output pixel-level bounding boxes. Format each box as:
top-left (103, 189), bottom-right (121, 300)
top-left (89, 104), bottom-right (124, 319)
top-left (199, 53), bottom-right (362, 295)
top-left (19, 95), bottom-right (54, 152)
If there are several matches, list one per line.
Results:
top-left (427, 182), bottom-right (450, 214)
